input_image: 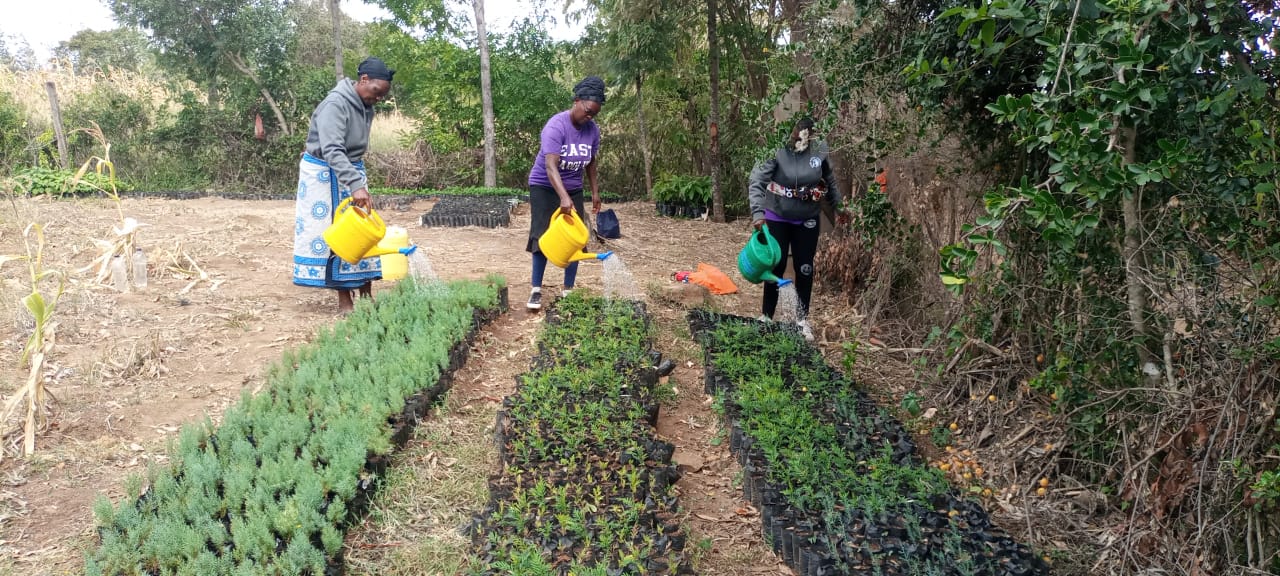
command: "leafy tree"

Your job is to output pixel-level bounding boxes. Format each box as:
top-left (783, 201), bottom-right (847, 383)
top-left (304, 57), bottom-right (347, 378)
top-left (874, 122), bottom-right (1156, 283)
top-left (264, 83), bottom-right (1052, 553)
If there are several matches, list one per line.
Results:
top-left (367, 18), bottom-right (566, 185)
top-left (0, 35), bottom-right (39, 71)
top-left (109, 0), bottom-right (297, 135)
top-left (52, 28), bottom-right (151, 74)
top-left (290, 0), bottom-right (368, 76)
top-left (579, 0), bottom-right (688, 199)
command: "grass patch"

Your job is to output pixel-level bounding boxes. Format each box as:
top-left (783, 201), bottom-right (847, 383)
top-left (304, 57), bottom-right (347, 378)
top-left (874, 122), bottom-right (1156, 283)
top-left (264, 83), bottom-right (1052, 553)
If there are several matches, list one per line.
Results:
top-left (344, 407), bottom-right (494, 576)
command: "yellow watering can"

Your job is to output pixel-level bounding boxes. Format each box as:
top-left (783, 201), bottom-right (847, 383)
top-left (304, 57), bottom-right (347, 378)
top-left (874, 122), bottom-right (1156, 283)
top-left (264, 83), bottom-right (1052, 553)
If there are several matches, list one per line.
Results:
top-left (538, 210), bottom-right (613, 268)
top-left (323, 198), bottom-right (417, 268)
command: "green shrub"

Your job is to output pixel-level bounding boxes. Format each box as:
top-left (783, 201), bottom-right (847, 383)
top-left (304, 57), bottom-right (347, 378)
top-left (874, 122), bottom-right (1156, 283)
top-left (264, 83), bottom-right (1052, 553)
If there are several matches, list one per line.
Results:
top-left (62, 81), bottom-right (153, 169)
top-left (652, 174), bottom-right (711, 206)
top-left (0, 91), bottom-right (28, 172)
top-left (9, 166), bottom-right (126, 195)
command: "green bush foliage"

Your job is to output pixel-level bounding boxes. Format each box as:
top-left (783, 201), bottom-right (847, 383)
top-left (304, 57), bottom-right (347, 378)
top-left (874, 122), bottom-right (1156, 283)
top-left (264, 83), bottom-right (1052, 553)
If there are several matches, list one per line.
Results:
top-left (0, 90), bottom-right (27, 172)
top-left (651, 174), bottom-right (711, 206)
top-left (86, 278), bottom-right (503, 575)
top-left (10, 166), bottom-right (126, 195)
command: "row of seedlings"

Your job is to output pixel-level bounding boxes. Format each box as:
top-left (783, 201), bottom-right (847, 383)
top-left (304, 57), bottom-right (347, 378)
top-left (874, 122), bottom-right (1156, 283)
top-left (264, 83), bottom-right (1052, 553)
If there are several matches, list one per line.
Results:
top-left (87, 278), bottom-right (508, 575)
top-left (688, 310), bottom-right (1050, 576)
top-left (468, 293), bottom-right (694, 574)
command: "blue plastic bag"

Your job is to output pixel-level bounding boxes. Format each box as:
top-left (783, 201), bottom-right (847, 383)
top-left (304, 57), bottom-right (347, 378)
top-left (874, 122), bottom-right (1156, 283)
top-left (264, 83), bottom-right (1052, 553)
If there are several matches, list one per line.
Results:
top-left (596, 208), bottom-right (622, 239)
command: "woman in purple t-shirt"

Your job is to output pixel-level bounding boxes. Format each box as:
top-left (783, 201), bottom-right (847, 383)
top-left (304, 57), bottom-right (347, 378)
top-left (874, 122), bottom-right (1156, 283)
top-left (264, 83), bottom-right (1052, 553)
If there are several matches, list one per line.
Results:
top-left (524, 76), bottom-right (606, 310)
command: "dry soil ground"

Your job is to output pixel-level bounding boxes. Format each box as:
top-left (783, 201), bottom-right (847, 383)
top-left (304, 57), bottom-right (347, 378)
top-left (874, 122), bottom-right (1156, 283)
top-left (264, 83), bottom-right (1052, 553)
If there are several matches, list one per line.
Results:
top-left (0, 195), bottom-right (866, 575)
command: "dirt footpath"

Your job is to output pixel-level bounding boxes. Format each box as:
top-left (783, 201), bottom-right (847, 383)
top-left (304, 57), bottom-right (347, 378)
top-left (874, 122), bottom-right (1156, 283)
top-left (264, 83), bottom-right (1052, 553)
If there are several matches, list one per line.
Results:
top-left (1, 195), bottom-right (843, 574)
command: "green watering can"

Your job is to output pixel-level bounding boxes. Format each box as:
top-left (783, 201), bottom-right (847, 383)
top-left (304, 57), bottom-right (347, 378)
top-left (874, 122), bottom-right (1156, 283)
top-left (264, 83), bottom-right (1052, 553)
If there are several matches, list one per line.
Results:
top-left (737, 224), bottom-right (793, 287)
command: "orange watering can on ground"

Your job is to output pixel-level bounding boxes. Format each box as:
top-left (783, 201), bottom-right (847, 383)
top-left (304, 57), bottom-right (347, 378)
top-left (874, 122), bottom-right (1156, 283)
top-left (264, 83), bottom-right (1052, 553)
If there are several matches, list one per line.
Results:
top-left (323, 198), bottom-right (417, 267)
top-left (538, 210), bottom-right (613, 268)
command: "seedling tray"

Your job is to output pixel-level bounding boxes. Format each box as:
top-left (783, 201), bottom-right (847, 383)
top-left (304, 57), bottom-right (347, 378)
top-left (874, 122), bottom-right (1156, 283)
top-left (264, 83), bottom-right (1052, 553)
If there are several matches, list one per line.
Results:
top-left (468, 295), bottom-right (694, 574)
top-left (419, 195), bottom-right (517, 228)
top-left (689, 310), bottom-right (1050, 576)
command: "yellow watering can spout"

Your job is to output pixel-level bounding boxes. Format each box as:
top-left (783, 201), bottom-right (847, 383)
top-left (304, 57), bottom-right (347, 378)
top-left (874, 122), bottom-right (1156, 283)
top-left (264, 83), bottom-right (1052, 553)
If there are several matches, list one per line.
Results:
top-left (566, 250), bottom-right (613, 263)
top-left (363, 244), bottom-right (416, 258)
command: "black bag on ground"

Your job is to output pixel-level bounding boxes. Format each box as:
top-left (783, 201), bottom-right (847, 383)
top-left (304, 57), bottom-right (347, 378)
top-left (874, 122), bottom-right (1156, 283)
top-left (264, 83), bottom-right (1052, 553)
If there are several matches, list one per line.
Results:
top-left (596, 208), bottom-right (622, 239)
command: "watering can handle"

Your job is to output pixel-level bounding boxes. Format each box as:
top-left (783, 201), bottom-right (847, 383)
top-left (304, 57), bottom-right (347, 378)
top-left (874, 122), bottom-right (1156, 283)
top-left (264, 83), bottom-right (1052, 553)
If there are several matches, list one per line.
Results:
top-left (336, 197), bottom-right (384, 228)
top-left (755, 224), bottom-right (772, 244)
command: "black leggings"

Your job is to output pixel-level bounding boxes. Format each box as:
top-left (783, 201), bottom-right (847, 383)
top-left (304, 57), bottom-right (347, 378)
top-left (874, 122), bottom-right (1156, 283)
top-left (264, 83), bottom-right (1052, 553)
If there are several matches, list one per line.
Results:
top-left (762, 219), bottom-right (820, 318)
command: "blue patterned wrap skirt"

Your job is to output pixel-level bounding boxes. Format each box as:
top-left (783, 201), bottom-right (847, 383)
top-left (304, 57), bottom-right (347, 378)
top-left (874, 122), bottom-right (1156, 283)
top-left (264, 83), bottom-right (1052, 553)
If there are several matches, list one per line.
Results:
top-left (292, 153), bottom-right (382, 289)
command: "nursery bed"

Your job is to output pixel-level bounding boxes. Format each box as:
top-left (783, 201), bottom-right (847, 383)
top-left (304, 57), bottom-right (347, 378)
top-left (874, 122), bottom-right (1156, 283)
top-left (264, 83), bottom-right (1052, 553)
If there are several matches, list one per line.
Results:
top-left (688, 310), bottom-right (1049, 576)
top-left (86, 280), bottom-right (508, 575)
top-left (467, 295), bottom-right (695, 574)
top-left (419, 195), bottom-right (518, 228)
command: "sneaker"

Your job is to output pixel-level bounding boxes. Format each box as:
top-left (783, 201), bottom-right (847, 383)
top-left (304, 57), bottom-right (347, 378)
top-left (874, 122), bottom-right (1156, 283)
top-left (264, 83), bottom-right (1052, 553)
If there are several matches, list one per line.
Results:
top-left (562, 288), bottom-right (573, 298)
top-left (798, 320), bottom-right (815, 342)
top-left (756, 315), bottom-right (772, 323)
top-left (526, 289), bottom-right (542, 310)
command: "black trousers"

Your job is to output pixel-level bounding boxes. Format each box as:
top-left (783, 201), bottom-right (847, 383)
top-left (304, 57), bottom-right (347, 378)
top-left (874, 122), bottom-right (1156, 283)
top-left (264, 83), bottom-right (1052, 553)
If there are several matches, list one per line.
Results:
top-left (762, 218), bottom-right (820, 318)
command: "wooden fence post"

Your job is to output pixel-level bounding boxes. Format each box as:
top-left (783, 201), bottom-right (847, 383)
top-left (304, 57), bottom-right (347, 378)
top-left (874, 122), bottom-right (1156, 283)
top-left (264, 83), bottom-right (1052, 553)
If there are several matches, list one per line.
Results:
top-left (44, 81), bottom-right (68, 169)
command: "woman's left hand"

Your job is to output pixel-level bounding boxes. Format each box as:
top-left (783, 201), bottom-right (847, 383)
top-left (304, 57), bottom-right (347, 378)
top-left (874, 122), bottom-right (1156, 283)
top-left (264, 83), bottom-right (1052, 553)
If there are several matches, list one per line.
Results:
top-left (592, 197), bottom-right (602, 214)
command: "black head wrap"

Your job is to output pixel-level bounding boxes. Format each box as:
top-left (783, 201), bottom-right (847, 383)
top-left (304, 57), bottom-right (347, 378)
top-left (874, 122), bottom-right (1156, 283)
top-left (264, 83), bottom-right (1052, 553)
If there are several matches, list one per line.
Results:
top-left (573, 76), bottom-right (606, 104)
top-left (358, 57), bottom-right (395, 82)
top-left (795, 116), bottom-right (815, 132)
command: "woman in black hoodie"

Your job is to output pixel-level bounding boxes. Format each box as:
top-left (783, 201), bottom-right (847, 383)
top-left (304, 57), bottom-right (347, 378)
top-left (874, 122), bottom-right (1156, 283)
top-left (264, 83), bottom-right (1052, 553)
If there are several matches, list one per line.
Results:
top-left (746, 117), bottom-right (842, 341)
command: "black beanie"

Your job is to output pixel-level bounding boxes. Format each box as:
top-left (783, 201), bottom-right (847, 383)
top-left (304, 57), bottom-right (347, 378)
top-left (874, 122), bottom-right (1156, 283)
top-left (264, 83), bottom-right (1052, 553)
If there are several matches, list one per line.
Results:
top-left (573, 76), bottom-right (606, 104)
top-left (358, 57), bottom-right (395, 82)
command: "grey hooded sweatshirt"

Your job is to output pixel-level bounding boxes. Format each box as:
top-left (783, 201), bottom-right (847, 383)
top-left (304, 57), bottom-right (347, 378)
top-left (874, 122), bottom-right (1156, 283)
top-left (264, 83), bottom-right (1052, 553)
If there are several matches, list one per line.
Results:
top-left (305, 78), bottom-right (374, 193)
top-left (748, 141), bottom-right (841, 223)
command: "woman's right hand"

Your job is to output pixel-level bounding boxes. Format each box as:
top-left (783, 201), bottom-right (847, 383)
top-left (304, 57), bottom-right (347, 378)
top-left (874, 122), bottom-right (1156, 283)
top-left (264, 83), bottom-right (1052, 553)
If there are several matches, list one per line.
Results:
top-left (752, 219), bottom-right (765, 230)
top-left (559, 196), bottom-right (574, 214)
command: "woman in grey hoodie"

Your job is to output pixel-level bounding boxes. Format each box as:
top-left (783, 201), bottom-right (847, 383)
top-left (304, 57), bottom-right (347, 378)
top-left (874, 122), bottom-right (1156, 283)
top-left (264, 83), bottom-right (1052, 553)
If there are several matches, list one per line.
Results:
top-left (747, 117), bottom-right (841, 341)
top-left (292, 57), bottom-right (393, 313)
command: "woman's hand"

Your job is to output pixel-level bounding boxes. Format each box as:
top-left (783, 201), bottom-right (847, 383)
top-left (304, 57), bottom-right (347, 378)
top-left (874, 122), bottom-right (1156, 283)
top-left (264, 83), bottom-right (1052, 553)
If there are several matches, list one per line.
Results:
top-left (351, 188), bottom-right (373, 211)
top-left (559, 194), bottom-right (574, 214)
top-left (592, 196), bottom-right (601, 214)
top-left (752, 219), bottom-right (765, 230)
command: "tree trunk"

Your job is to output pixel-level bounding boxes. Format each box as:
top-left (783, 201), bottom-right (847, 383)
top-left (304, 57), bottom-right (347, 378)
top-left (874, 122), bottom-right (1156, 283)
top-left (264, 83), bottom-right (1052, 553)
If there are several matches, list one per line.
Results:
top-left (636, 74), bottom-right (653, 200)
top-left (474, 0), bottom-right (497, 187)
top-left (208, 72), bottom-right (219, 108)
top-left (708, 0), bottom-right (725, 223)
top-left (228, 53), bottom-right (291, 137)
top-left (1120, 124), bottom-right (1154, 369)
top-left (329, 0), bottom-right (343, 81)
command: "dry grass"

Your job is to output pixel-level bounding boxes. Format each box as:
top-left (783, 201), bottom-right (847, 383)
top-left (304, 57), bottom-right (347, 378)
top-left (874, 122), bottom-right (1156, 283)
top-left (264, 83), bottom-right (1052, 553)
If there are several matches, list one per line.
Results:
top-left (342, 318), bottom-right (538, 576)
top-left (369, 110), bottom-right (416, 154)
top-left (343, 406), bottom-right (494, 576)
top-left (0, 64), bottom-right (180, 129)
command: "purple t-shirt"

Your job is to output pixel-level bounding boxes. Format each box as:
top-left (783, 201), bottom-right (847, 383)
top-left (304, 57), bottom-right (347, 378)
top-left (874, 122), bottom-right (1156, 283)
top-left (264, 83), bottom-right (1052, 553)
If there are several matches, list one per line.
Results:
top-left (528, 110), bottom-right (600, 191)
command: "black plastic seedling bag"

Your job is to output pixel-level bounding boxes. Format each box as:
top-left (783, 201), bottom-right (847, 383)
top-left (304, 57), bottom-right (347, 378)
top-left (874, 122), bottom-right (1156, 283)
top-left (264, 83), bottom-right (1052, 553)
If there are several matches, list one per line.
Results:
top-left (596, 208), bottom-right (622, 239)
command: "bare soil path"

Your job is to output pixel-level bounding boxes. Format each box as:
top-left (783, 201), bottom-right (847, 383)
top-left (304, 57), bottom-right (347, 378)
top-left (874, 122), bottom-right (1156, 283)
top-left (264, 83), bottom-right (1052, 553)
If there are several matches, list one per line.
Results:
top-left (0, 195), bottom-right (852, 575)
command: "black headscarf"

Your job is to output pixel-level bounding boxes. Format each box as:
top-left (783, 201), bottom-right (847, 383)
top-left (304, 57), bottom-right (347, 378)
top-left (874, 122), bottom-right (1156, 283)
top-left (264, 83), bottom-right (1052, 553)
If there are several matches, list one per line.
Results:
top-left (573, 76), bottom-right (607, 104)
top-left (358, 57), bottom-right (395, 82)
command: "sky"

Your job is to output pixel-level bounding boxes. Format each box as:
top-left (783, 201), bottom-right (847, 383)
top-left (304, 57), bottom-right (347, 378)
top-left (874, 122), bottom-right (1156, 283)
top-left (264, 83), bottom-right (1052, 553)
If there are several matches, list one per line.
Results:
top-left (0, 0), bottom-right (586, 63)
